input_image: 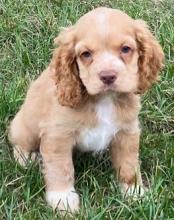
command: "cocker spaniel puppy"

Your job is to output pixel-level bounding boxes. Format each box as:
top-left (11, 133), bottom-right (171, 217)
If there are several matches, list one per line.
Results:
top-left (9, 7), bottom-right (164, 213)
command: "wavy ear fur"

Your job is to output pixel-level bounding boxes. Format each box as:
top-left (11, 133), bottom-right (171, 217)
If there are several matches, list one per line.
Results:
top-left (135, 20), bottom-right (164, 92)
top-left (51, 27), bottom-right (86, 108)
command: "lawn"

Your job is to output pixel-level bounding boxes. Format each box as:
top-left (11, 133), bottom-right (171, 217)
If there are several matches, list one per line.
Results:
top-left (0, 0), bottom-right (174, 219)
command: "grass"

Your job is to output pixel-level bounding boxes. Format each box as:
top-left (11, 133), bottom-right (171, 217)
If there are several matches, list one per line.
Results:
top-left (0, 0), bottom-right (174, 219)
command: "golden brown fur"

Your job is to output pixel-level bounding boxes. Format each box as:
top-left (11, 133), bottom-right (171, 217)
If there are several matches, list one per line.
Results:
top-left (9, 7), bottom-right (164, 213)
top-left (135, 20), bottom-right (164, 92)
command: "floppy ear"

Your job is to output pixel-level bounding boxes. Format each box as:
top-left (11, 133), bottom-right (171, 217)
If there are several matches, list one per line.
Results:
top-left (51, 27), bottom-right (86, 108)
top-left (135, 20), bottom-right (164, 92)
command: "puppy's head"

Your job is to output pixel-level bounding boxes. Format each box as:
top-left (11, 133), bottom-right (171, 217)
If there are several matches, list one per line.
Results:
top-left (52, 7), bottom-right (164, 107)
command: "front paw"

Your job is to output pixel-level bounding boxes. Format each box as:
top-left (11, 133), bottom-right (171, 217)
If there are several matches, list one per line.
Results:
top-left (121, 183), bottom-right (146, 199)
top-left (46, 187), bottom-right (80, 213)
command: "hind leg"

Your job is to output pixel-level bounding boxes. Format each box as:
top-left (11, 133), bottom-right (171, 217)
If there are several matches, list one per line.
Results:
top-left (9, 111), bottom-right (39, 166)
top-left (13, 145), bottom-right (38, 167)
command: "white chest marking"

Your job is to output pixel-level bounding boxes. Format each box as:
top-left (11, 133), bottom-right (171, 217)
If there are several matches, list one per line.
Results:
top-left (78, 97), bottom-right (119, 152)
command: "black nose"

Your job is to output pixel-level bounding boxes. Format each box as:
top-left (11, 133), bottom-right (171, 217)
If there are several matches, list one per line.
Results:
top-left (99, 70), bottom-right (117, 85)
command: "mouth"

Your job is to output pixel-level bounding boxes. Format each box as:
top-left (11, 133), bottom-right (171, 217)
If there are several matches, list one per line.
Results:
top-left (102, 84), bottom-right (116, 92)
top-left (87, 84), bottom-right (117, 96)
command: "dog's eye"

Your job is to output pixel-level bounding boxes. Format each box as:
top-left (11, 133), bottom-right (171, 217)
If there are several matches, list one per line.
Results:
top-left (81, 51), bottom-right (92, 58)
top-left (121, 46), bottom-right (131, 53)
